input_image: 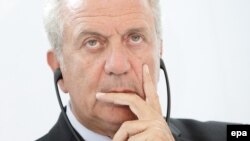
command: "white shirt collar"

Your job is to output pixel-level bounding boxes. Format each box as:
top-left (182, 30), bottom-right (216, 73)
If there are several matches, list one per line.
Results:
top-left (66, 103), bottom-right (112, 141)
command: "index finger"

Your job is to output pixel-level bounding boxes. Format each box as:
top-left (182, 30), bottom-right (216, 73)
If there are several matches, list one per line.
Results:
top-left (143, 64), bottom-right (162, 113)
top-left (96, 92), bottom-right (154, 119)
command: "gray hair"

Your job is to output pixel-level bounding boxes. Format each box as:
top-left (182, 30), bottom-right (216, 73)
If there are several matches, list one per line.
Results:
top-left (43, 0), bottom-right (162, 62)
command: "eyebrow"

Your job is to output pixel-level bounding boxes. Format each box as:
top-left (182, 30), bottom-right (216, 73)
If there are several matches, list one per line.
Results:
top-left (75, 27), bottom-right (149, 43)
top-left (124, 27), bottom-right (148, 35)
top-left (76, 31), bottom-right (109, 42)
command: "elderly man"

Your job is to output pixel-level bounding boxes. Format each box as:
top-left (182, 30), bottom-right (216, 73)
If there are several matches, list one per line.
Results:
top-left (38, 0), bottom-right (227, 141)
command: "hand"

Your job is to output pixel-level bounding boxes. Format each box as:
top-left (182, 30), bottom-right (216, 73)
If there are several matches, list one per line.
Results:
top-left (96, 64), bottom-right (175, 141)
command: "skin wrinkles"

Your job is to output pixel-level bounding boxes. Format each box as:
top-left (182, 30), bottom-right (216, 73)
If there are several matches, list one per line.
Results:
top-left (69, 16), bottom-right (154, 42)
top-left (49, 0), bottom-right (162, 138)
top-left (71, 24), bottom-right (153, 53)
top-left (64, 0), bottom-right (154, 30)
top-left (72, 11), bottom-right (151, 18)
top-left (63, 0), bottom-right (155, 40)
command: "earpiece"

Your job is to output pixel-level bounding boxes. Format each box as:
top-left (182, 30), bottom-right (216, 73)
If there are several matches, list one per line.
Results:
top-left (159, 58), bottom-right (171, 122)
top-left (160, 58), bottom-right (165, 70)
top-left (54, 68), bottom-right (63, 82)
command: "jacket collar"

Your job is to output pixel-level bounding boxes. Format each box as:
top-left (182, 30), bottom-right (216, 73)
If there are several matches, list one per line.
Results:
top-left (168, 119), bottom-right (192, 141)
top-left (169, 121), bottom-right (182, 137)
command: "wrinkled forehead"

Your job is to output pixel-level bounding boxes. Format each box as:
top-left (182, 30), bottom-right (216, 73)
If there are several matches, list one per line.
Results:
top-left (62, 0), bottom-right (152, 16)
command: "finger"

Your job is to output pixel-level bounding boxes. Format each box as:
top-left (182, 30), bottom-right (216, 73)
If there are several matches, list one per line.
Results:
top-left (96, 93), bottom-right (154, 119)
top-left (112, 120), bottom-right (149, 141)
top-left (113, 119), bottom-right (175, 141)
top-left (127, 131), bottom-right (148, 141)
top-left (127, 128), bottom-right (175, 141)
top-left (127, 130), bottom-right (165, 141)
top-left (143, 64), bottom-right (161, 113)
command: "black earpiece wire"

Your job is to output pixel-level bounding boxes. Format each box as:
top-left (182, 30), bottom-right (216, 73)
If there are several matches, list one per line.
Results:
top-left (53, 59), bottom-right (171, 140)
top-left (160, 58), bottom-right (171, 122)
top-left (54, 68), bottom-right (83, 141)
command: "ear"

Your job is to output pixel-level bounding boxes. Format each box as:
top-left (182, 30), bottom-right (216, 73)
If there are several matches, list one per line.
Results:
top-left (47, 50), bottom-right (68, 93)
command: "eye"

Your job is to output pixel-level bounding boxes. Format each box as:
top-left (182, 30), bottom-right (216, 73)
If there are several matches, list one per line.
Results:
top-left (84, 39), bottom-right (100, 49)
top-left (129, 34), bottom-right (143, 44)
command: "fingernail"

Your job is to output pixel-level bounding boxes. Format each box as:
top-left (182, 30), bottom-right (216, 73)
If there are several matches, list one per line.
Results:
top-left (143, 64), bottom-right (149, 74)
top-left (96, 92), bottom-right (106, 99)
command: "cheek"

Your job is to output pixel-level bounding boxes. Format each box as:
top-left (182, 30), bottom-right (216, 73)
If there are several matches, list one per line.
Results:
top-left (132, 48), bottom-right (159, 85)
top-left (62, 52), bottom-right (104, 104)
top-left (128, 49), bottom-right (158, 90)
top-left (129, 56), bottom-right (143, 84)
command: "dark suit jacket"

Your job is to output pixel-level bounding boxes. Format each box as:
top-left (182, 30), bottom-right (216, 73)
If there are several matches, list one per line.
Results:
top-left (37, 112), bottom-right (227, 141)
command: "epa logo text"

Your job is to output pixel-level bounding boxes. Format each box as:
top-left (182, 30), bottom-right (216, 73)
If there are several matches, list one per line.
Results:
top-left (231, 131), bottom-right (247, 138)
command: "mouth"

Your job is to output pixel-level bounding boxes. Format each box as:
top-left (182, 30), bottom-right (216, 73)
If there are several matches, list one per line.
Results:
top-left (103, 88), bottom-right (137, 94)
top-left (103, 88), bottom-right (146, 99)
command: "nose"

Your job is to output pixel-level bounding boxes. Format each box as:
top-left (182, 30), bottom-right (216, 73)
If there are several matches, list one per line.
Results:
top-left (105, 47), bottom-right (131, 75)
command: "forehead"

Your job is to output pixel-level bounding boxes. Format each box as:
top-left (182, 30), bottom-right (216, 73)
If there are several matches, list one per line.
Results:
top-left (64, 0), bottom-right (152, 16)
top-left (62, 0), bottom-right (155, 38)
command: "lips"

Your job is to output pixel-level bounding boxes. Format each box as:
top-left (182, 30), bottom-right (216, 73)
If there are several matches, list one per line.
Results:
top-left (104, 88), bottom-right (137, 94)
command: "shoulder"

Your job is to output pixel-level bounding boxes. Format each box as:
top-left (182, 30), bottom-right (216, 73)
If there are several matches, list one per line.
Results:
top-left (170, 118), bottom-right (227, 141)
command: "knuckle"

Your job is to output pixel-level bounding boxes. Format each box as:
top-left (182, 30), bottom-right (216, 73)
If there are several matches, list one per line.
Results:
top-left (151, 94), bottom-right (160, 102)
top-left (152, 130), bottom-right (167, 140)
top-left (127, 136), bottom-right (135, 141)
top-left (129, 95), bottom-right (141, 106)
top-left (151, 120), bottom-right (160, 126)
top-left (133, 94), bottom-right (141, 101)
top-left (121, 121), bottom-right (131, 128)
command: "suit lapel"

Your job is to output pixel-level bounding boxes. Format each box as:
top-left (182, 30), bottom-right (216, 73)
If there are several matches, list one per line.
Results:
top-left (48, 112), bottom-right (85, 141)
top-left (169, 120), bottom-right (191, 141)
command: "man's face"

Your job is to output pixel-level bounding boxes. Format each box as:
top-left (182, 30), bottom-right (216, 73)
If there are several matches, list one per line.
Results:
top-left (57, 0), bottom-right (161, 132)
